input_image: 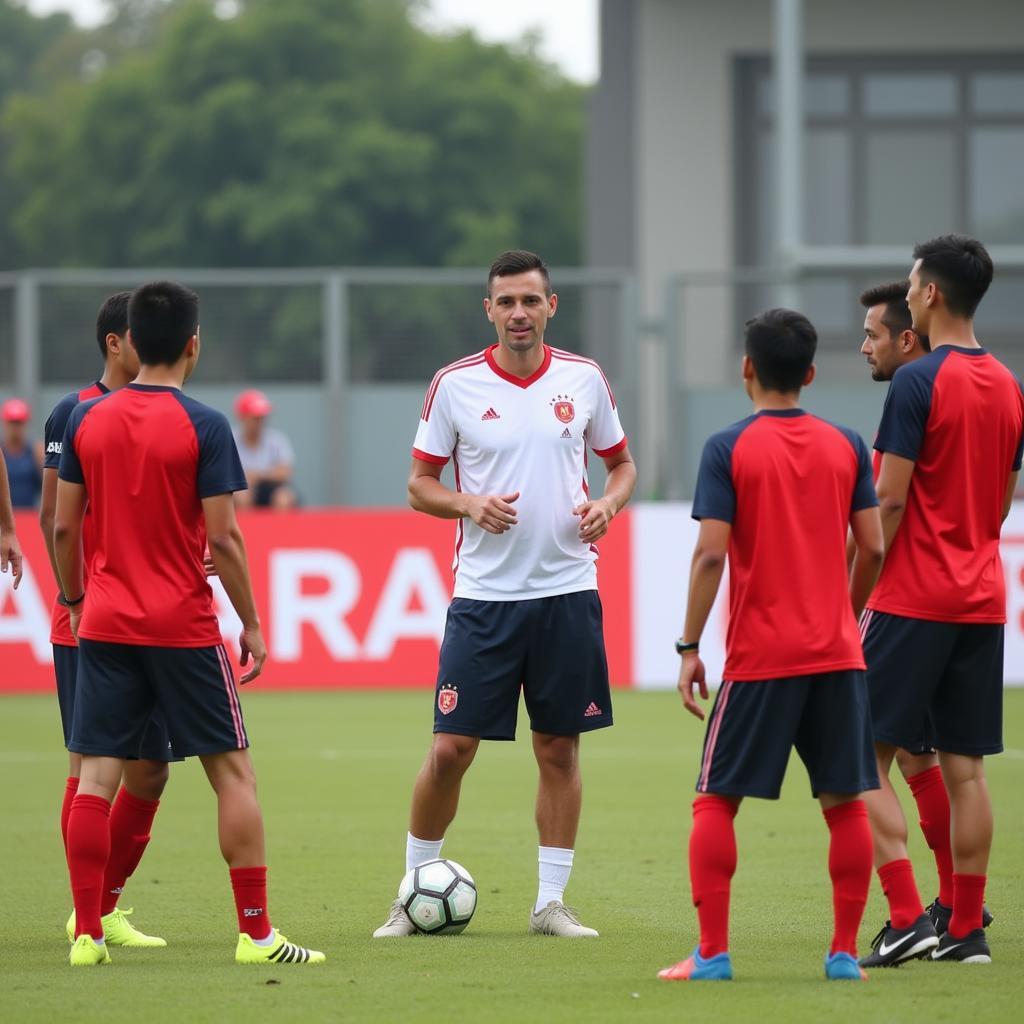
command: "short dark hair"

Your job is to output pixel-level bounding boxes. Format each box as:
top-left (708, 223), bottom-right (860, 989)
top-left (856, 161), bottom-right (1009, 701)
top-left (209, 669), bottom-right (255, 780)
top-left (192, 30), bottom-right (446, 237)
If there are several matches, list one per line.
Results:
top-left (913, 234), bottom-right (993, 318)
top-left (95, 291), bottom-right (131, 358)
top-left (744, 308), bottom-right (817, 393)
top-left (487, 250), bottom-right (551, 295)
top-left (859, 280), bottom-right (930, 352)
top-left (128, 281), bottom-right (200, 366)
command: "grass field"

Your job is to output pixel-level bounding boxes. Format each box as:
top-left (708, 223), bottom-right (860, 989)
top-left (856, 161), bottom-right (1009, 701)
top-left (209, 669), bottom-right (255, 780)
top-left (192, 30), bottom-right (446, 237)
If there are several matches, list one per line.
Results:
top-left (2, 689), bottom-right (1023, 1023)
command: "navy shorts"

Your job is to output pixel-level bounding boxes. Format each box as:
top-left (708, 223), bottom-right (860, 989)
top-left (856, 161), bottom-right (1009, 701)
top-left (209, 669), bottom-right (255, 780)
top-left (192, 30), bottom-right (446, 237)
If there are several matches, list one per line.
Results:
top-left (695, 670), bottom-right (879, 799)
top-left (433, 591), bottom-right (613, 740)
top-left (53, 643), bottom-right (177, 761)
top-left (862, 610), bottom-right (1004, 756)
top-left (70, 640), bottom-right (249, 759)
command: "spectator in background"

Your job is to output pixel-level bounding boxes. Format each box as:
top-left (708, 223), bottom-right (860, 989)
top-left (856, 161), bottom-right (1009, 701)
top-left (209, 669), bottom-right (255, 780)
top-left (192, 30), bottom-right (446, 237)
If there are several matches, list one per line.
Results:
top-left (2, 398), bottom-right (43, 508)
top-left (232, 389), bottom-right (298, 510)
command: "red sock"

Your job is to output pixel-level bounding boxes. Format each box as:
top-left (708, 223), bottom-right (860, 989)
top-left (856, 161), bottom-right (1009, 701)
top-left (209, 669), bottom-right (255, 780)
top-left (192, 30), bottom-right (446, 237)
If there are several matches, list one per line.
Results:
top-left (823, 801), bottom-right (873, 956)
top-left (689, 795), bottom-right (737, 959)
top-left (949, 873), bottom-right (986, 938)
top-left (67, 794), bottom-right (112, 940)
top-left (877, 858), bottom-right (924, 930)
top-left (101, 786), bottom-right (160, 916)
top-left (230, 866), bottom-right (271, 939)
top-left (60, 776), bottom-right (80, 860)
top-left (906, 767), bottom-right (954, 906)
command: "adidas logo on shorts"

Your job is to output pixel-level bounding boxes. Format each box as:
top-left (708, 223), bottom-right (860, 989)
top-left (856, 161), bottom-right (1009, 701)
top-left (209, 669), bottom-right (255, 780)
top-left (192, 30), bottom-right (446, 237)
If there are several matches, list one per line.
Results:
top-left (584, 702), bottom-right (603, 717)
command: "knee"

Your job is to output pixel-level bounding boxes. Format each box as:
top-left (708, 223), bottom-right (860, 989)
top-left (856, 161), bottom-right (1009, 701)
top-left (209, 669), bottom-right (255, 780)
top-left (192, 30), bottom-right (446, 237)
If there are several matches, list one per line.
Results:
top-left (123, 760), bottom-right (170, 802)
top-left (429, 735), bottom-right (476, 779)
top-left (535, 736), bottom-right (579, 777)
top-left (204, 751), bottom-right (258, 797)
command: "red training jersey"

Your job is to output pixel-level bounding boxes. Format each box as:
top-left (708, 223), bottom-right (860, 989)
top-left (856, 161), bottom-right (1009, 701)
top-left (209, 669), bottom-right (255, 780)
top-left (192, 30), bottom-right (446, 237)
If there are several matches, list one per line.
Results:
top-left (867, 346), bottom-right (1024, 623)
top-left (692, 409), bottom-right (878, 681)
top-left (58, 384), bottom-right (247, 647)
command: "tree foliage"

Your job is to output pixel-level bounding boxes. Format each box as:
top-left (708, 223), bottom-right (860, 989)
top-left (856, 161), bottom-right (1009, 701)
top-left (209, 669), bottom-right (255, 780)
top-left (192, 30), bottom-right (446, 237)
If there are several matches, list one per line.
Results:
top-left (1, 0), bottom-right (584, 270)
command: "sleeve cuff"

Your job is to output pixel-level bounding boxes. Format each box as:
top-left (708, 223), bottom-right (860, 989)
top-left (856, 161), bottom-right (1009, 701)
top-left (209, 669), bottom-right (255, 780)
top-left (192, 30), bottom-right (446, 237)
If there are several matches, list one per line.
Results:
top-left (412, 447), bottom-right (450, 466)
top-left (592, 436), bottom-right (628, 458)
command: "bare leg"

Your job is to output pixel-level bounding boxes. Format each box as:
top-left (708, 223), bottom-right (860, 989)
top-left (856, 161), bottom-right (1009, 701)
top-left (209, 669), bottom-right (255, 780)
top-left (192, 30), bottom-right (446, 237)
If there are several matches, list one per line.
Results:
top-left (121, 759), bottom-right (170, 801)
top-left (939, 752), bottom-right (992, 876)
top-left (200, 749), bottom-right (265, 868)
top-left (895, 748), bottom-right (939, 781)
top-left (409, 733), bottom-right (480, 840)
top-left (533, 733), bottom-right (581, 848)
top-left (68, 751), bottom-right (82, 778)
top-left (862, 742), bottom-right (910, 868)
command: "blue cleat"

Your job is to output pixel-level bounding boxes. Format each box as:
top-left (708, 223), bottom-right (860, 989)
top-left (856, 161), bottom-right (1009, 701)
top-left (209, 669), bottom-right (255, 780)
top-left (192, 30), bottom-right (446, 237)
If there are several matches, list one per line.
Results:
top-left (658, 947), bottom-right (733, 981)
top-left (825, 951), bottom-right (868, 980)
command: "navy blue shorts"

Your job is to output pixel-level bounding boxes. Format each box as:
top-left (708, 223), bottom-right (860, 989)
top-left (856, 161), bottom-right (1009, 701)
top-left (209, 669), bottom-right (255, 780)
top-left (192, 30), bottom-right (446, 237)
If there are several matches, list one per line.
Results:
top-left (433, 591), bottom-right (613, 740)
top-left (69, 640), bottom-right (249, 759)
top-left (861, 610), bottom-right (1003, 756)
top-left (695, 670), bottom-right (879, 799)
top-left (53, 643), bottom-right (177, 761)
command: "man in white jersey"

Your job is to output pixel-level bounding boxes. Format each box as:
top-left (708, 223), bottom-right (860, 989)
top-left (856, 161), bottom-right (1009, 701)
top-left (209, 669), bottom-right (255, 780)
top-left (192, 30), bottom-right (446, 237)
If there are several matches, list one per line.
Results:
top-left (374, 250), bottom-right (637, 938)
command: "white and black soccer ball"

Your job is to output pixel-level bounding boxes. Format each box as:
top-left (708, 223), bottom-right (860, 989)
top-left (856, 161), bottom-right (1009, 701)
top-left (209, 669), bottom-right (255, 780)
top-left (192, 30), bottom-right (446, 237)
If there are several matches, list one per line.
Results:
top-left (398, 858), bottom-right (477, 934)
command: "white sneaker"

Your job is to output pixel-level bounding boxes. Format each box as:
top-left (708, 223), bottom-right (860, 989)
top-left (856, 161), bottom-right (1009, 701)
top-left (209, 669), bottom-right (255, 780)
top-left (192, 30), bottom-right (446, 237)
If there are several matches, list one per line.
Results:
top-left (372, 899), bottom-right (416, 938)
top-left (529, 901), bottom-right (599, 937)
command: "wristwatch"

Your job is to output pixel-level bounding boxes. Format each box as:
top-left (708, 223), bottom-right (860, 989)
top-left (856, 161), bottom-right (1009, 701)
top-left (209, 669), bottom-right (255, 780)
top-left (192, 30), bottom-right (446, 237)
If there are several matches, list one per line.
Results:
top-left (674, 639), bottom-right (699, 655)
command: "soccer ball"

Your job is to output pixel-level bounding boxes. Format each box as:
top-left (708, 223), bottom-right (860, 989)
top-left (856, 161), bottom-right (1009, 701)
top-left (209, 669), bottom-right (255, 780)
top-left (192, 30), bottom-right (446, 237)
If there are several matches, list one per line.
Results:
top-left (398, 859), bottom-right (477, 934)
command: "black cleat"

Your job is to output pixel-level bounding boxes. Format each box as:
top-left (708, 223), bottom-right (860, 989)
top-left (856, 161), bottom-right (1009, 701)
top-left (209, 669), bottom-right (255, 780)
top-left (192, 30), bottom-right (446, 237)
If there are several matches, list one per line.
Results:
top-left (926, 899), bottom-right (993, 936)
top-left (930, 928), bottom-right (991, 964)
top-left (859, 913), bottom-right (939, 968)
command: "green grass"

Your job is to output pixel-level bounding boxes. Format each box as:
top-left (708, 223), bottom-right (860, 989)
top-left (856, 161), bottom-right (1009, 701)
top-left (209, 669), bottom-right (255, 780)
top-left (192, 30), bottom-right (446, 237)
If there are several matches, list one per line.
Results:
top-left (2, 690), bottom-right (1023, 1023)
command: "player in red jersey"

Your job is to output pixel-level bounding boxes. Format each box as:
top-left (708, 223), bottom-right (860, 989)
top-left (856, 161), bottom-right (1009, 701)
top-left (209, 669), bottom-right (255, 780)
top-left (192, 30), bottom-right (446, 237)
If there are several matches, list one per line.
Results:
top-left (0, 449), bottom-right (23, 589)
top-left (40, 292), bottom-right (172, 947)
top-left (54, 281), bottom-right (324, 967)
top-left (659, 309), bottom-right (884, 982)
top-left (855, 236), bottom-right (1023, 967)
top-left (858, 282), bottom-right (993, 941)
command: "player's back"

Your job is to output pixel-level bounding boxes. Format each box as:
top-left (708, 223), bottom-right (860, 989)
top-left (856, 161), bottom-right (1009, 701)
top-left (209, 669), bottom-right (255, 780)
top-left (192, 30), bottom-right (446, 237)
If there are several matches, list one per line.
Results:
top-left (869, 347), bottom-right (1024, 622)
top-left (694, 410), bottom-right (876, 681)
top-left (59, 383), bottom-right (245, 647)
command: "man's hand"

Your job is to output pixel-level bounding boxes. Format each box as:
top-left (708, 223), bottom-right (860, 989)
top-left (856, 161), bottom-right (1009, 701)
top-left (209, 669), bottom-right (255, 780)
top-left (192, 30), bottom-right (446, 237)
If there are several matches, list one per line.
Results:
top-left (203, 549), bottom-right (218, 577)
top-left (0, 528), bottom-right (23, 590)
top-left (573, 497), bottom-right (615, 543)
top-left (238, 624), bottom-right (267, 684)
top-left (465, 491), bottom-right (519, 535)
top-left (69, 603), bottom-right (82, 640)
top-left (677, 653), bottom-right (709, 720)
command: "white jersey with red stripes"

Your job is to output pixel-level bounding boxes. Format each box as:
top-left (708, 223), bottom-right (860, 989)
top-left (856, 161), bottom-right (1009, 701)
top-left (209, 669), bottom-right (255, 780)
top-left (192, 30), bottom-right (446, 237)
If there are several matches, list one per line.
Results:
top-left (412, 343), bottom-right (627, 601)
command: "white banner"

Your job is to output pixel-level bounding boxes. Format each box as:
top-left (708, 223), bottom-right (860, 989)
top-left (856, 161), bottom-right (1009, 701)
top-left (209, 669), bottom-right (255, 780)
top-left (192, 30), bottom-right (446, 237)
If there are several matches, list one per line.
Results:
top-left (631, 502), bottom-right (1024, 690)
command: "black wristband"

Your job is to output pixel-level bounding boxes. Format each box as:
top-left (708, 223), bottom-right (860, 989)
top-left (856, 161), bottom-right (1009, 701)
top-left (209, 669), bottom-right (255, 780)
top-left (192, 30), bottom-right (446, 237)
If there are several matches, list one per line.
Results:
top-left (675, 639), bottom-right (699, 655)
top-left (61, 592), bottom-right (85, 607)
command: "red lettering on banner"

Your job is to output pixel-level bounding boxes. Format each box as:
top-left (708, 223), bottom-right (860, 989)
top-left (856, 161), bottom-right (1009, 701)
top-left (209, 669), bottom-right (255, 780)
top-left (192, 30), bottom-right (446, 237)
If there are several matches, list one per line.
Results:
top-left (0, 510), bottom-right (633, 690)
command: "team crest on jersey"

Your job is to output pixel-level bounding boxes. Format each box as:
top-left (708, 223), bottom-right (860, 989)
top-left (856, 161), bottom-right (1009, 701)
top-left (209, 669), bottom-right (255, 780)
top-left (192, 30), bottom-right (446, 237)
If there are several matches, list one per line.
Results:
top-left (438, 684), bottom-right (459, 715)
top-left (551, 395), bottom-right (575, 423)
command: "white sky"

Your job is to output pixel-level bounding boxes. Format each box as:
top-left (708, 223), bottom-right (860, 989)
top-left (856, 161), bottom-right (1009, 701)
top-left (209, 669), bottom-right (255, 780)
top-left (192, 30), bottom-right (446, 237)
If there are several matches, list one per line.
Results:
top-left (22, 0), bottom-right (599, 82)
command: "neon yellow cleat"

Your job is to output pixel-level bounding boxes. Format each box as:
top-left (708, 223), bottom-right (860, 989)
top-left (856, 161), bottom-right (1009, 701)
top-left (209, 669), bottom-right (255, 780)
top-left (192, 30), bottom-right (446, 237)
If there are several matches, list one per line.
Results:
top-left (235, 930), bottom-right (326, 965)
top-left (69, 934), bottom-right (111, 966)
top-left (66, 907), bottom-right (166, 947)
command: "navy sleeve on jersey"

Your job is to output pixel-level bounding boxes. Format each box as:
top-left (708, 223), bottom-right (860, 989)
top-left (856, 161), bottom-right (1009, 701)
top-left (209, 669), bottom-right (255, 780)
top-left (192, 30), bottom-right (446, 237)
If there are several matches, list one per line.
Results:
top-left (692, 432), bottom-right (737, 523)
top-left (874, 361), bottom-right (937, 462)
top-left (57, 402), bottom-right (89, 484)
top-left (180, 399), bottom-right (248, 498)
top-left (848, 431), bottom-right (879, 512)
top-left (44, 392), bottom-right (78, 470)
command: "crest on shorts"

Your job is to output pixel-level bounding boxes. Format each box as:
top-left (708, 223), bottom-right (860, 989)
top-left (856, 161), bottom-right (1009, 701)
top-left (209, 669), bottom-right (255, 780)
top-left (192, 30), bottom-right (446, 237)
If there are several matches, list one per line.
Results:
top-left (551, 394), bottom-right (575, 424)
top-left (438, 684), bottom-right (459, 715)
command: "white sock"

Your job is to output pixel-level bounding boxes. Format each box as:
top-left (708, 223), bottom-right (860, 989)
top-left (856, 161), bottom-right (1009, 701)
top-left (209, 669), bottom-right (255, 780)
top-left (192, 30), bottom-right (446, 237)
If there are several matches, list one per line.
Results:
top-left (406, 833), bottom-right (444, 873)
top-left (535, 846), bottom-right (574, 914)
top-left (252, 929), bottom-right (276, 946)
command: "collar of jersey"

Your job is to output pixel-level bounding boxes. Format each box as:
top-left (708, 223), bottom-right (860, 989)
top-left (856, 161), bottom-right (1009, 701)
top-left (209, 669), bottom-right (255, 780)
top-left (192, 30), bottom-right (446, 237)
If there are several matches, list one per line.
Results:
top-left (484, 343), bottom-right (552, 388)
top-left (755, 408), bottom-right (805, 418)
top-left (126, 383), bottom-right (181, 393)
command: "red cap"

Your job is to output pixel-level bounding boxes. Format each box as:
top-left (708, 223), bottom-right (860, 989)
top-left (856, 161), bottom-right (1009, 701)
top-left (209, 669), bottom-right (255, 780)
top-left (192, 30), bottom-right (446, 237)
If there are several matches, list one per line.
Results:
top-left (235, 389), bottom-right (272, 418)
top-left (1, 398), bottom-right (31, 422)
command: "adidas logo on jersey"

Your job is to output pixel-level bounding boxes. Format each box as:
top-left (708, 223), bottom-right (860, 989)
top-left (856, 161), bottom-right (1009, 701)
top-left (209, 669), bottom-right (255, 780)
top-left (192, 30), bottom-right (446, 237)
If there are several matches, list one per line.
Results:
top-left (481, 407), bottom-right (500, 421)
top-left (560, 427), bottom-right (572, 438)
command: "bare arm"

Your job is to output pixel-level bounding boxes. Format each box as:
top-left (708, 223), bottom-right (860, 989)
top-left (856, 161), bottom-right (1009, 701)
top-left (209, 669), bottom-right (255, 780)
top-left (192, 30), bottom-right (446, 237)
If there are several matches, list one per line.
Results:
top-left (203, 492), bottom-right (265, 683)
top-left (874, 453), bottom-right (915, 553)
top-left (676, 518), bottom-right (731, 721)
top-left (848, 506), bottom-right (884, 619)
top-left (574, 445), bottom-right (637, 543)
top-left (407, 457), bottom-right (519, 535)
top-left (0, 454), bottom-right (22, 589)
top-left (53, 479), bottom-right (88, 632)
top-left (39, 467), bottom-right (61, 586)
top-left (1003, 470), bottom-right (1018, 522)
